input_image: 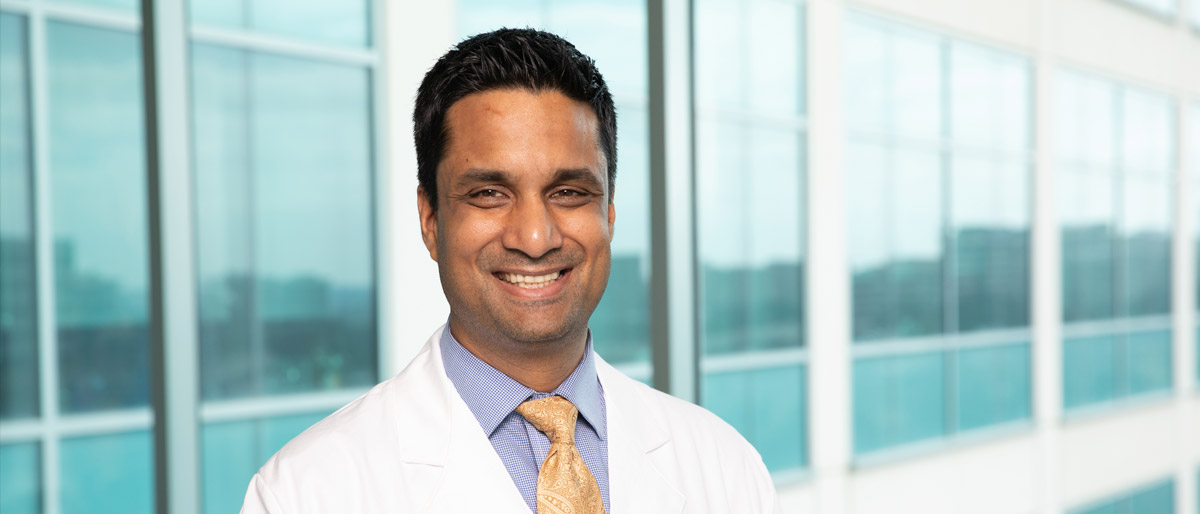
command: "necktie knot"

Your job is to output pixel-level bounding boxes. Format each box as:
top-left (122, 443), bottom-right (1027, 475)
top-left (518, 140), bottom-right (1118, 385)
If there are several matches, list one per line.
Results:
top-left (515, 395), bottom-right (577, 445)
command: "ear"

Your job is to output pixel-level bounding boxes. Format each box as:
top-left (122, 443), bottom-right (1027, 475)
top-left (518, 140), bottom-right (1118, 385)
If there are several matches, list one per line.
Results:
top-left (417, 186), bottom-right (439, 261)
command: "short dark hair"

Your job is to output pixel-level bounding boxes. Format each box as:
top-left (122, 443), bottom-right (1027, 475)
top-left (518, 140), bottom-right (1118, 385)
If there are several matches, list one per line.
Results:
top-left (413, 28), bottom-right (617, 211)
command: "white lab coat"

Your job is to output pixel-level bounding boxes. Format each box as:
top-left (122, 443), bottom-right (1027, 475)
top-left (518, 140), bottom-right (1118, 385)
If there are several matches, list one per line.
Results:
top-left (241, 325), bottom-right (778, 513)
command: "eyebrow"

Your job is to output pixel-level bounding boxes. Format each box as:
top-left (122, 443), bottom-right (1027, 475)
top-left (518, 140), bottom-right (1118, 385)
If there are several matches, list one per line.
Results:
top-left (454, 167), bottom-right (605, 191)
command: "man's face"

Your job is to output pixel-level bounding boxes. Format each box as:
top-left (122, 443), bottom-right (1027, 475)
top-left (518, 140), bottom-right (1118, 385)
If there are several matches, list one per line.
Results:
top-left (418, 88), bottom-right (614, 347)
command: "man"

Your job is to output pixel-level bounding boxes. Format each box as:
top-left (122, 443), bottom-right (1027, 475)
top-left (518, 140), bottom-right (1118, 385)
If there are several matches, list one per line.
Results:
top-left (242, 28), bottom-right (777, 513)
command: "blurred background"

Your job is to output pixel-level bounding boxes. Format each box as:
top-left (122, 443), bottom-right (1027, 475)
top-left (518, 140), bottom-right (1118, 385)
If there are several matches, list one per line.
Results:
top-left (0, 0), bottom-right (1196, 513)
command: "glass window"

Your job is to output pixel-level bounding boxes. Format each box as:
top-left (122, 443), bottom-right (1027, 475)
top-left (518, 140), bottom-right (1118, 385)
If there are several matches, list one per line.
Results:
top-left (956, 342), bottom-right (1031, 431)
top-left (189, 4), bottom-right (381, 509)
top-left (845, 12), bottom-right (1033, 455)
top-left (1057, 70), bottom-right (1174, 410)
top-left (695, 0), bottom-right (807, 473)
top-left (0, 443), bottom-right (40, 514)
top-left (0, 12), bottom-right (38, 421)
top-left (60, 430), bottom-right (154, 514)
top-left (853, 352), bottom-right (946, 453)
top-left (455, 0), bottom-right (653, 376)
top-left (201, 411), bottom-right (327, 514)
top-left (189, 0), bottom-right (370, 48)
top-left (192, 45), bottom-right (377, 401)
top-left (47, 20), bottom-right (150, 414)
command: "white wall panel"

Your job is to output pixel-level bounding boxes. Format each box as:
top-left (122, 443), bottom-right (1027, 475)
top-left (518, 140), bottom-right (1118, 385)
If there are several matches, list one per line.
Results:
top-left (1059, 402), bottom-right (1182, 506)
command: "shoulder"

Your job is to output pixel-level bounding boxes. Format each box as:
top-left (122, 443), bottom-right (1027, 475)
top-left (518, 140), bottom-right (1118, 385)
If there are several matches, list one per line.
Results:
top-left (245, 339), bottom-right (448, 513)
top-left (597, 358), bottom-right (778, 511)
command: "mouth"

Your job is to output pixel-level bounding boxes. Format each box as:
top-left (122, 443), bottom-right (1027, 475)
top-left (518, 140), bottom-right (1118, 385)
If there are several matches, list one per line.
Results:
top-left (494, 269), bottom-right (570, 289)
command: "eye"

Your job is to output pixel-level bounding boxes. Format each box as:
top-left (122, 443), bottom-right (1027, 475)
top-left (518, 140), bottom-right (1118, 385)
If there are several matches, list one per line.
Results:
top-left (550, 188), bottom-right (591, 206)
top-left (466, 188), bottom-right (509, 207)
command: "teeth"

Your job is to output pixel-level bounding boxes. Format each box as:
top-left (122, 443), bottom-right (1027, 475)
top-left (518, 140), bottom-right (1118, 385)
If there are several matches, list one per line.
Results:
top-left (499, 270), bottom-right (564, 289)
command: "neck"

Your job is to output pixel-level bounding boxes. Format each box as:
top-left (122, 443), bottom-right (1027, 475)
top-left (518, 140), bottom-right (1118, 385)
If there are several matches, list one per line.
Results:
top-left (447, 317), bottom-right (588, 393)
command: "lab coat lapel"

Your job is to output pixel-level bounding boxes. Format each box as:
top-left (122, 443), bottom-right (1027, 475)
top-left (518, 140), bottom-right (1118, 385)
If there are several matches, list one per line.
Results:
top-left (393, 328), bottom-right (530, 513)
top-left (599, 358), bottom-right (685, 514)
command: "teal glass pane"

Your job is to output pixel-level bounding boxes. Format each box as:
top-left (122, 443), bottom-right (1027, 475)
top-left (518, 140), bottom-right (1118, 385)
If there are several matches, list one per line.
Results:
top-left (1063, 335), bottom-right (1118, 409)
top-left (61, 430), bottom-right (153, 514)
top-left (202, 421), bottom-right (257, 514)
top-left (853, 352), bottom-right (946, 453)
top-left (952, 155), bottom-right (1030, 332)
top-left (698, 121), bottom-right (805, 354)
top-left (848, 144), bottom-right (945, 341)
top-left (456, 0), bottom-right (647, 103)
top-left (1127, 480), bottom-right (1174, 514)
top-left (590, 107), bottom-right (650, 366)
top-left (455, 0), bottom-right (653, 369)
top-left (47, 21), bottom-right (149, 413)
top-left (950, 42), bottom-right (1030, 154)
top-left (695, 0), bottom-right (804, 117)
top-left (1126, 329), bottom-right (1171, 395)
top-left (0, 12), bottom-right (39, 421)
top-left (49, 0), bottom-right (138, 12)
top-left (1121, 173), bottom-right (1171, 317)
top-left (957, 343), bottom-right (1031, 431)
top-left (1059, 169), bottom-right (1115, 323)
top-left (189, 0), bottom-right (370, 48)
top-left (890, 28), bottom-right (943, 141)
top-left (192, 45), bottom-right (377, 400)
top-left (201, 411), bottom-right (328, 514)
top-left (843, 14), bottom-right (888, 133)
top-left (0, 443), bottom-right (40, 514)
top-left (702, 364), bottom-right (806, 472)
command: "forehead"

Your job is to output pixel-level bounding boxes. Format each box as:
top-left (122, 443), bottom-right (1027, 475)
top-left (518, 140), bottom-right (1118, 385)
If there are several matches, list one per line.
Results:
top-left (438, 89), bottom-right (605, 187)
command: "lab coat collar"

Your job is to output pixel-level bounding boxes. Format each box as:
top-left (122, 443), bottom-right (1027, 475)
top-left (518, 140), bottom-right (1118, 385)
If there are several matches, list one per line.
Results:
top-left (393, 325), bottom-right (684, 514)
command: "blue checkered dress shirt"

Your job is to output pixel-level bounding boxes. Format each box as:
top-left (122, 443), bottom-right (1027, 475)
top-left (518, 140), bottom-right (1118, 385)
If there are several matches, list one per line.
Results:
top-left (440, 329), bottom-right (610, 513)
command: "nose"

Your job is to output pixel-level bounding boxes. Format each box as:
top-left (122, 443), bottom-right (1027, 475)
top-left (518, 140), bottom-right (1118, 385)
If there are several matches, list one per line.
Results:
top-left (501, 196), bottom-right (562, 259)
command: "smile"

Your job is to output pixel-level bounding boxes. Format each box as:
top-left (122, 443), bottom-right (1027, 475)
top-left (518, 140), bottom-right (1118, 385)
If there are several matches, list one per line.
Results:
top-left (496, 269), bottom-right (568, 289)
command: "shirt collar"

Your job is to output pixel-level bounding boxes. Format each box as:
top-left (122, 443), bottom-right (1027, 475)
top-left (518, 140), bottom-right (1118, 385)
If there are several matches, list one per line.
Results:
top-left (440, 327), bottom-right (607, 441)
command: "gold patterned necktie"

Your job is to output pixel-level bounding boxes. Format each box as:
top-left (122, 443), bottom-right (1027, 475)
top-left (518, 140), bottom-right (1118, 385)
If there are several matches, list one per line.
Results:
top-left (515, 395), bottom-right (606, 514)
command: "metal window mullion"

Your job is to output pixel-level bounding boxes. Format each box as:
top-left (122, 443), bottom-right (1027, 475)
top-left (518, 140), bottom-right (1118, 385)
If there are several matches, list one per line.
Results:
top-left (370, 0), bottom-right (389, 389)
top-left (648, 0), bottom-right (698, 402)
top-left (141, 0), bottom-right (200, 512)
top-left (939, 37), bottom-right (960, 437)
top-left (28, 0), bottom-right (61, 510)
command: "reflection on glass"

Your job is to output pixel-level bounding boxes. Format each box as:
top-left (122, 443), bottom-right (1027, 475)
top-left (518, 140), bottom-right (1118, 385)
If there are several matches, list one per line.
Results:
top-left (1058, 72), bottom-right (1174, 324)
top-left (846, 13), bottom-right (1033, 455)
top-left (1, 13), bottom-right (39, 421)
top-left (1062, 330), bottom-right (1173, 408)
top-left (192, 44), bottom-right (377, 400)
top-left (455, 0), bottom-right (652, 368)
top-left (47, 21), bottom-right (149, 413)
top-left (202, 412), bottom-right (327, 514)
top-left (849, 142), bottom-right (944, 340)
top-left (956, 343), bottom-right (1030, 431)
top-left (49, 0), bottom-right (138, 12)
top-left (703, 365), bottom-right (806, 472)
top-left (1122, 174), bottom-right (1171, 317)
top-left (953, 157), bottom-right (1030, 332)
top-left (1126, 330), bottom-right (1171, 395)
top-left (60, 430), bottom-right (153, 514)
top-left (1059, 169), bottom-right (1115, 322)
top-left (189, 0), bottom-right (370, 48)
top-left (0, 443), bottom-right (40, 514)
top-left (853, 352), bottom-right (946, 453)
top-left (1063, 335), bottom-right (1118, 409)
top-left (695, 0), bottom-right (803, 116)
top-left (698, 123), bottom-right (804, 354)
